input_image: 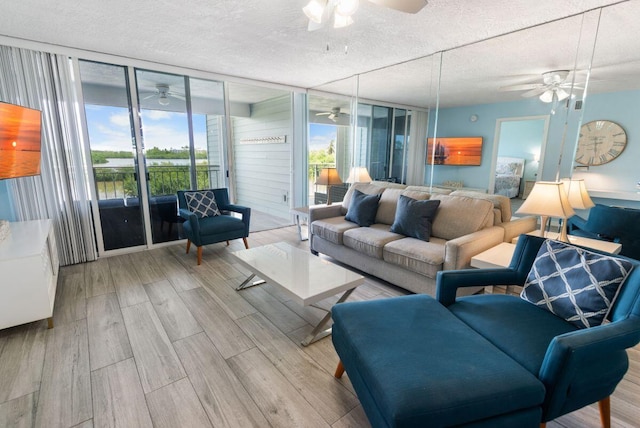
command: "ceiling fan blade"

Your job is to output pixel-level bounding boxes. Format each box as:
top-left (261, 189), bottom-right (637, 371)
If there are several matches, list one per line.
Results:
top-left (307, 19), bottom-right (324, 31)
top-left (328, 113), bottom-right (336, 120)
top-left (499, 83), bottom-right (543, 92)
top-left (316, 112), bottom-right (330, 116)
top-left (368, 0), bottom-right (428, 13)
top-left (521, 87), bottom-right (548, 98)
top-left (142, 94), bottom-right (157, 100)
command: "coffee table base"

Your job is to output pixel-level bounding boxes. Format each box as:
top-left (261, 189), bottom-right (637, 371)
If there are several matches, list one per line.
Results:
top-left (235, 274), bottom-right (357, 346)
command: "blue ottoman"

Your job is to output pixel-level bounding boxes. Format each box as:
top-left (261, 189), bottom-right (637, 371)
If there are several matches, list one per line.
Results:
top-left (332, 295), bottom-right (545, 427)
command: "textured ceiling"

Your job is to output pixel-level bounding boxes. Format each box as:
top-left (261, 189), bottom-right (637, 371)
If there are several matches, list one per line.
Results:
top-left (0, 0), bottom-right (635, 108)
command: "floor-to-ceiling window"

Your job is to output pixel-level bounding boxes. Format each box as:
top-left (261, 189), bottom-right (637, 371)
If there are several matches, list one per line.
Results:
top-left (80, 61), bottom-right (225, 253)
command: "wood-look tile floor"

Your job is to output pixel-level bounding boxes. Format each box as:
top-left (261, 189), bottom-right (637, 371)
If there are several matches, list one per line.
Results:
top-left (0, 225), bottom-right (638, 427)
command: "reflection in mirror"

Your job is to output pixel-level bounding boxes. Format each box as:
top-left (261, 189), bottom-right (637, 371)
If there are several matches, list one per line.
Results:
top-left (572, 1), bottom-right (640, 210)
top-left (308, 75), bottom-right (356, 205)
top-left (430, 10), bottom-right (600, 200)
top-left (347, 54), bottom-right (440, 186)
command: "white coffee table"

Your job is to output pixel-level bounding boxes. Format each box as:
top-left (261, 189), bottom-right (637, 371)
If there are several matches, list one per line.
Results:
top-left (232, 242), bottom-right (364, 346)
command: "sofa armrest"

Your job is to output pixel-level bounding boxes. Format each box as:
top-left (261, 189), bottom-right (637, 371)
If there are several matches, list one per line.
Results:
top-left (223, 204), bottom-right (251, 235)
top-left (436, 268), bottom-right (521, 306)
top-left (539, 318), bottom-right (640, 419)
top-left (443, 226), bottom-right (505, 272)
top-left (178, 208), bottom-right (200, 234)
top-left (500, 216), bottom-right (537, 243)
top-left (309, 204), bottom-right (344, 224)
top-left (567, 215), bottom-right (588, 233)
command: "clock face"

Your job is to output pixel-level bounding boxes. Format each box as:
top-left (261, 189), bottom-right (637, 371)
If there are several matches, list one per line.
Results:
top-left (575, 120), bottom-right (627, 166)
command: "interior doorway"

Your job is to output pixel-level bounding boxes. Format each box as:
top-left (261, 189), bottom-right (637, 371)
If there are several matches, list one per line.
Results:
top-left (490, 116), bottom-right (549, 201)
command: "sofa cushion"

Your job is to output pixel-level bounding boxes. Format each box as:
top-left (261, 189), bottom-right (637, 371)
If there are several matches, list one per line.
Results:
top-left (430, 194), bottom-right (493, 240)
top-left (390, 196), bottom-right (440, 241)
top-left (406, 185), bottom-right (453, 195)
top-left (375, 189), bottom-right (403, 225)
top-left (343, 224), bottom-right (404, 259)
top-left (341, 183), bottom-right (386, 215)
top-left (448, 294), bottom-right (577, 375)
top-left (310, 217), bottom-right (358, 245)
top-left (383, 237), bottom-right (446, 278)
top-left (521, 240), bottom-right (634, 329)
top-left (450, 190), bottom-right (512, 223)
top-left (184, 190), bottom-right (221, 218)
top-left (345, 189), bottom-right (381, 227)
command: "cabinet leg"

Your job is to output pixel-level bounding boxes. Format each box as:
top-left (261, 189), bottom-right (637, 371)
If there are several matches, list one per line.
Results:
top-left (47, 317), bottom-right (54, 329)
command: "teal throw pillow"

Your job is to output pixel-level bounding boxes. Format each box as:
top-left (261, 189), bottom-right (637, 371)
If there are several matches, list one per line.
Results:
top-left (390, 196), bottom-right (440, 241)
top-left (521, 239), bottom-right (633, 329)
top-left (345, 189), bottom-right (381, 227)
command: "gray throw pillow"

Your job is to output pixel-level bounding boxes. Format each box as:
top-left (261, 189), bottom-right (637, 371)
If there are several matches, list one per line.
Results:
top-left (345, 189), bottom-right (381, 227)
top-left (521, 239), bottom-right (633, 329)
top-left (390, 196), bottom-right (440, 241)
top-left (184, 190), bottom-right (221, 218)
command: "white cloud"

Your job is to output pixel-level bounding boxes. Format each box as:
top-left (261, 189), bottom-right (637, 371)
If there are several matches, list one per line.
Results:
top-left (143, 110), bottom-right (173, 121)
top-left (109, 112), bottom-right (131, 128)
top-left (309, 134), bottom-right (335, 151)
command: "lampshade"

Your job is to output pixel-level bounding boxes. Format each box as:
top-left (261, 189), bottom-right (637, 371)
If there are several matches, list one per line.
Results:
top-left (303, 0), bottom-right (327, 23)
top-left (561, 178), bottom-right (595, 210)
top-left (315, 167), bottom-right (343, 186)
top-left (516, 181), bottom-right (575, 241)
top-left (345, 166), bottom-right (372, 183)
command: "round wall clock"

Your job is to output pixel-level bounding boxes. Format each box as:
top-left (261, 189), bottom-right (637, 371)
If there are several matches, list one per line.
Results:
top-left (575, 120), bottom-right (627, 166)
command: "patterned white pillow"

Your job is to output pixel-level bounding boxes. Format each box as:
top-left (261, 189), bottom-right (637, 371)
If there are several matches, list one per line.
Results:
top-left (184, 190), bottom-right (221, 218)
top-left (521, 240), bottom-right (633, 329)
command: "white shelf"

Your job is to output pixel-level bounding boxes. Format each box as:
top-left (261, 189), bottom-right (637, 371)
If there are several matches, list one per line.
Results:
top-left (0, 220), bottom-right (59, 330)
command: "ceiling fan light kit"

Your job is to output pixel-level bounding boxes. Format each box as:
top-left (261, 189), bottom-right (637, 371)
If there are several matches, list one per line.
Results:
top-left (303, 0), bottom-right (427, 31)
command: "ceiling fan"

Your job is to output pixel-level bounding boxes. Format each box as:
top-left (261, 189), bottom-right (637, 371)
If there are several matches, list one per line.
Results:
top-left (142, 84), bottom-right (185, 106)
top-left (316, 107), bottom-right (343, 122)
top-left (500, 70), bottom-right (583, 103)
top-left (303, 0), bottom-right (427, 31)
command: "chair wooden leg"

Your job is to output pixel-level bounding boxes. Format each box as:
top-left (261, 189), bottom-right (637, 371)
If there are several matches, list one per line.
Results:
top-left (334, 360), bottom-right (345, 378)
top-left (243, 237), bottom-right (249, 249)
top-left (599, 396), bottom-right (611, 428)
top-left (226, 240), bottom-right (230, 246)
top-left (197, 246), bottom-right (203, 265)
top-left (186, 240), bottom-right (191, 254)
top-left (540, 424), bottom-right (546, 428)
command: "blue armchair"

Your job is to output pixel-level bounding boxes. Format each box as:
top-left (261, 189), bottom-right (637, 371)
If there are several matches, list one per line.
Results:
top-left (332, 235), bottom-right (640, 427)
top-left (568, 203), bottom-right (640, 260)
top-left (177, 188), bottom-right (251, 265)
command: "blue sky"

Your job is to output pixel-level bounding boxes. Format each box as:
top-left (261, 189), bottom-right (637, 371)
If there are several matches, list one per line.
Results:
top-left (309, 123), bottom-right (337, 152)
top-left (85, 104), bottom-right (336, 154)
top-left (84, 105), bottom-right (206, 152)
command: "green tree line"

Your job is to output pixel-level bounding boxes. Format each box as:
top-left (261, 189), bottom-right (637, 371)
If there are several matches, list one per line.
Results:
top-left (91, 147), bottom-right (207, 164)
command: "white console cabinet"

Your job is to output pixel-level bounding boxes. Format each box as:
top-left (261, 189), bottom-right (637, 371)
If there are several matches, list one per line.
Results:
top-left (0, 220), bottom-right (59, 330)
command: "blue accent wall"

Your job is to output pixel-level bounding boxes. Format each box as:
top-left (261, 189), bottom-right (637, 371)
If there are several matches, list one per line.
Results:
top-left (426, 89), bottom-right (639, 204)
top-left (0, 181), bottom-right (15, 221)
top-left (498, 119), bottom-right (546, 183)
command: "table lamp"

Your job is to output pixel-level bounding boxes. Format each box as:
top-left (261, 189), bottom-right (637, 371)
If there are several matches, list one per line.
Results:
top-left (345, 166), bottom-right (372, 184)
top-left (562, 178), bottom-right (595, 210)
top-left (516, 181), bottom-right (575, 242)
top-left (315, 167), bottom-right (343, 205)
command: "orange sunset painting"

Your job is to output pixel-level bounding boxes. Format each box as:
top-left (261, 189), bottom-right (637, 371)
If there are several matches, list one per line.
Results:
top-left (426, 137), bottom-right (483, 166)
top-left (0, 102), bottom-right (42, 179)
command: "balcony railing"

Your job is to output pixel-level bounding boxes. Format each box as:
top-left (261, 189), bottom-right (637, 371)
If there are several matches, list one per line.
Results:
top-left (93, 164), bottom-right (221, 200)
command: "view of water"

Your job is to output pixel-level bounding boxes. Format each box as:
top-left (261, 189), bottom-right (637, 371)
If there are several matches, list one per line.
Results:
top-left (0, 150), bottom-right (41, 179)
top-left (95, 158), bottom-right (205, 168)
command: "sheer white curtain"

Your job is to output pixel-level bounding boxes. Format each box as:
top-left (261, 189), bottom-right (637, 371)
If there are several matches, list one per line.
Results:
top-left (0, 45), bottom-right (97, 265)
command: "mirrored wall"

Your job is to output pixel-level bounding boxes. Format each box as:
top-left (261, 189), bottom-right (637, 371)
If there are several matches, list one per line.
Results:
top-left (308, 1), bottom-right (640, 210)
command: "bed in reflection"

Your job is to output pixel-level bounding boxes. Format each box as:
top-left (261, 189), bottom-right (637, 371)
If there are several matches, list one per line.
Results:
top-left (494, 156), bottom-right (524, 198)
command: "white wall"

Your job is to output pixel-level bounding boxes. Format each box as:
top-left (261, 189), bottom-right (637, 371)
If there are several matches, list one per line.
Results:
top-left (232, 95), bottom-right (292, 219)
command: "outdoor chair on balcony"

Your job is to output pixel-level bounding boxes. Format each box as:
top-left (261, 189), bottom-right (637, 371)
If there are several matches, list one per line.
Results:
top-left (177, 188), bottom-right (251, 265)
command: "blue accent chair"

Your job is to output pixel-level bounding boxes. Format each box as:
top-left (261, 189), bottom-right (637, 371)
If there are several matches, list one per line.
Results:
top-left (177, 188), bottom-right (251, 265)
top-left (568, 203), bottom-right (640, 260)
top-left (332, 235), bottom-right (640, 428)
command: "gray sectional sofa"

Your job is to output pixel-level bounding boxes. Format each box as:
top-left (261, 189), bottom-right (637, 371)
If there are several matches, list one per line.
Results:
top-left (309, 182), bottom-right (536, 295)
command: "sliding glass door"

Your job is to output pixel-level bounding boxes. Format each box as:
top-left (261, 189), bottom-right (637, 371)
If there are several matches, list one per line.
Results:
top-left (80, 61), bottom-right (225, 253)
